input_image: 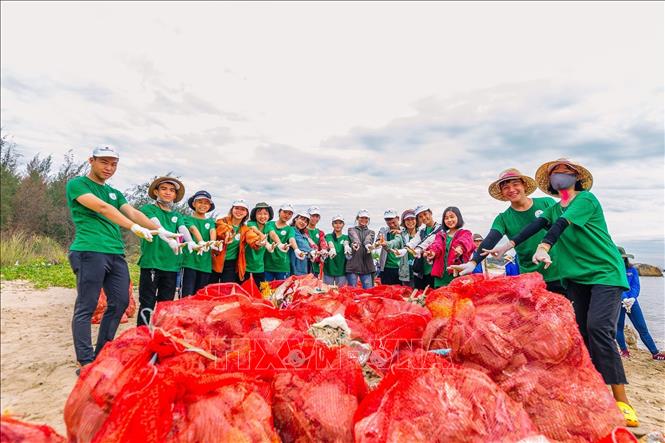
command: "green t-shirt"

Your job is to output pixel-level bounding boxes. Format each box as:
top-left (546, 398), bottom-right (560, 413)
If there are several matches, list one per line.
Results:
top-left (66, 176), bottom-right (128, 254)
top-left (539, 191), bottom-right (629, 290)
top-left (181, 216), bottom-right (214, 273)
top-left (245, 221), bottom-right (267, 273)
top-left (384, 232), bottom-right (400, 269)
top-left (491, 197), bottom-right (560, 282)
top-left (434, 234), bottom-right (454, 288)
top-left (423, 225), bottom-right (434, 276)
top-left (225, 225), bottom-right (241, 261)
top-left (264, 221), bottom-right (295, 273)
top-left (309, 228), bottom-right (323, 274)
top-left (324, 233), bottom-right (349, 277)
top-left (138, 204), bottom-right (185, 272)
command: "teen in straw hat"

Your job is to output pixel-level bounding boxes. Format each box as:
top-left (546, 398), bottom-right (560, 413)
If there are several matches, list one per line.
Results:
top-left (137, 176), bottom-right (193, 326)
top-left (451, 168), bottom-right (564, 294)
top-left (484, 158), bottom-right (638, 427)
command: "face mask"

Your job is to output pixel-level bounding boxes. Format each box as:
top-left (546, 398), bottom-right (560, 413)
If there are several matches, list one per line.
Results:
top-left (156, 198), bottom-right (175, 209)
top-left (550, 173), bottom-right (577, 191)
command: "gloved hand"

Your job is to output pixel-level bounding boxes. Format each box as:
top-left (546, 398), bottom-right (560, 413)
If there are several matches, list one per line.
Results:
top-left (308, 250), bottom-right (319, 261)
top-left (364, 244), bottom-right (374, 254)
top-left (166, 238), bottom-right (181, 255)
top-left (295, 248), bottom-right (306, 260)
top-left (265, 242), bottom-right (276, 253)
top-left (257, 238), bottom-right (267, 247)
top-left (622, 297), bottom-right (636, 313)
top-left (392, 248), bottom-right (407, 258)
top-left (131, 224), bottom-right (153, 242)
top-left (483, 241), bottom-right (514, 258)
top-left (352, 242), bottom-right (360, 251)
top-left (196, 240), bottom-right (208, 255)
top-left (328, 247), bottom-right (337, 259)
top-left (210, 241), bottom-right (223, 252)
top-left (449, 261), bottom-right (477, 276)
top-left (532, 246), bottom-right (552, 269)
top-left (412, 247), bottom-right (423, 258)
top-left (343, 241), bottom-right (353, 256)
top-left (186, 241), bottom-right (197, 253)
top-left (278, 243), bottom-right (290, 253)
top-left (157, 227), bottom-right (180, 240)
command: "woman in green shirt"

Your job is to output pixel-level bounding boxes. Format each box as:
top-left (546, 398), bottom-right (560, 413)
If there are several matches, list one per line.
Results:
top-left (487, 158), bottom-right (637, 427)
top-left (181, 190), bottom-right (217, 296)
top-left (323, 215), bottom-right (349, 287)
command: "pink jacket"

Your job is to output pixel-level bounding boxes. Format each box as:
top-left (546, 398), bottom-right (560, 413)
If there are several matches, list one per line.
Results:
top-left (427, 229), bottom-right (476, 278)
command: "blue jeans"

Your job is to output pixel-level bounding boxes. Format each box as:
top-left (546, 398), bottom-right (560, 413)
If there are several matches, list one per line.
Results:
top-left (346, 273), bottom-right (374, 289)
top-left (323, 274), bottom-right (347, 287)
top-left (616, 299), bottom-right (660, 354)
top-left (265, 271), bottom-right (289, 282)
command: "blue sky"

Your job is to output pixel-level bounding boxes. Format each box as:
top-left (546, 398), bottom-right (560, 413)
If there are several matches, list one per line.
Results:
top-left (1, 2), bottom-right (663, 265)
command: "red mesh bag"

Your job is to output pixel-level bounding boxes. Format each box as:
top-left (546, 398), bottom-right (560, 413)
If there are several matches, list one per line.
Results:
top-left (353, 350), bottom-right (538, 442)
top-left (91, 281), bottom-right (136, 324)
top-left (0, 415), bottom-right (66, 443)
top-left (272, 344), bottom-right (368, 443)
top-left (423, 273), bottom-right (624, 442)
top-left (193, 282), bottom-right (251, 299)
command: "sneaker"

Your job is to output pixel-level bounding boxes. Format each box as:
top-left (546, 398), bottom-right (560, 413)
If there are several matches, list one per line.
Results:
top-left (652, 352), bottom-right (665, 361)
top-left (620, 349), bottom-right (630, 358)
top-left (616, 401), bottom-right (639, 428)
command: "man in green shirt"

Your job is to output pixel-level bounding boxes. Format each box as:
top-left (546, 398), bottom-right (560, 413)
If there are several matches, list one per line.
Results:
top-left (451, 168), bottom-right (564, 295)
top-left (377, 209), bottom-right (402, 285)
top-left (66, 147), bottom-right (176, 370)
top-left (264, 204), bottom-right (296, 281)
top-left (406, 206), bottom-right (441, 290)
top-left (323, 215), bottom-right (350, 287)
top-left (137, 176), bottom-right (193, 326)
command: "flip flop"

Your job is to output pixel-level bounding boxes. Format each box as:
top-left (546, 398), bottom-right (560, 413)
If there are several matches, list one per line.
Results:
top-left (616, 401), bottom-right (639, 427)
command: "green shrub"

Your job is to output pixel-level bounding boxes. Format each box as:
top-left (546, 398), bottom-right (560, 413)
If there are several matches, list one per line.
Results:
top-left (0, 230), bottom-right (67, 266)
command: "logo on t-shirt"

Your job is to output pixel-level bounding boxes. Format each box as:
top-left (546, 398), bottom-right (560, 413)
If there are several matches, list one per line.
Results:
top-left (171, 216), bottom-right (178, 223)
top-left (205, 223), bottom-right (210, 229)
top-left (534, 210), bottom-right (543, 218)
top-left (234, 234), bottom-right (240, 241)
top-left (108, 193), bottom-right (117, 200)
top-left (281, 230), bottom-right (286, 236)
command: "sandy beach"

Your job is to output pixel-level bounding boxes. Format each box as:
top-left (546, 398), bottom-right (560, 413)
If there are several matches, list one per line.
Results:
top-left (1, 279), bottom-right (663, 438)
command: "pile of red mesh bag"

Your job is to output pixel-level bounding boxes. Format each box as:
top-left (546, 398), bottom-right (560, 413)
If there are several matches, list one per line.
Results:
top-left (423, 273), bottom-right (625, 442)
top-left (91, 282), bottom-right (136, 324)
top-left (0, 415), bottom-right (65, 443)
top-left (63, 274), bottom-right (630, 442)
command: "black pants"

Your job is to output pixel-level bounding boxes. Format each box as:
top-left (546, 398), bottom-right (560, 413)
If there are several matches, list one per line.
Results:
top-left (381, 267), bottom-right (401, 285)
top-left (69, 251), bottom-right (130, 365)
top-left (242, 272), bottom-right (265, 285)
top-left (414, 274), bottom-right (435, 290)
top-left (546, 280), bottom-right (568, 297)
top-left (138, 268), bottom-right (177, 326)
top-left (220, 259), bottom-right (239, 283)
top-left (181, 268), bottom-right (210, 297)
top-left (567, 281), bottom-right (627, 385)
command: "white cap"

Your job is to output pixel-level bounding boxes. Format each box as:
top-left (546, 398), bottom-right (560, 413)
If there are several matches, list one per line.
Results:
top-left (307, 206), bottom-right (321, 216)
top-left (357, 209), bottom-right (370, 218)
top-left (331, 214), bottom-right (345, 223)
top-left (92, 146), bottom-right (119, 159)
top-left (279, 203), bottom-right (294, 212)
top-left (232, 199), bottom-right (249, 210)
top-left (383, 209), bottom-right (398, 219)
top-left (296, 211), bottom-right (311, 220)
top-left (414, 205), bottom-right (430, 216)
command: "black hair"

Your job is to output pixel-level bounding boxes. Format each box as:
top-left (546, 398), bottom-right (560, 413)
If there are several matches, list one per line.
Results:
top-left (290, 215), bottom-right (310, 233)
top-left (547, 180), bottom-right (585, 196)
top-left (623, 257), bottom-right (632, 269)
top-left (250, 206), bottom-right (274, 223)
top-left (441, 206), bottom-right (464, 231)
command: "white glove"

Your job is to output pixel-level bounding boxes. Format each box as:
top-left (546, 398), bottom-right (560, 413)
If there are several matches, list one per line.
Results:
top-left (392, 248), bottom-right (407, 258)
top-left (210, 241), bottom-right (223, 252)
top-left (295, 248), bottom-right (306, 260)
top-left (278, 243), bottom-right (290, 253)
top-left (484, 241), bottom-right (514, 259)
top-left (449, 261), bottom-right (477, 277)
top-left (131, 224), bottom-right (153, 242)
top-left (413, 247), bottom-right (423, 258)
top-left (257, 238), bottom-right (267, 247)
top-left (622, 297), bottom-right (636, 313)
top-left (532, 246), bottom-right (552, 269)
top-left (196, 240), bottom-right (207, 255)
top-left (364, 244), bottom-right (374, 254)
top-left (166, 238), bottom-right (181, 255)
top-left (265, 242), bottom-right (277, 253)
top-left (343, 241), bottom-right (353, 256)
top-left (308, 250), bottom-right (319, 260)
top-left (186, 241), bottom-right (197, 253)
top-left (328, 247), bottom-right (337, 259)
top-left (157, 227), bottom-right (180, 240)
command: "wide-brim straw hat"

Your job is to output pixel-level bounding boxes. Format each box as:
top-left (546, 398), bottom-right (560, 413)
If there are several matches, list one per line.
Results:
top-left (488, 168), bottom-right (538, 201)
top-left (534, 158), bottom-right (593, 196)
top-left (148, 176), bottom-right (185, 203)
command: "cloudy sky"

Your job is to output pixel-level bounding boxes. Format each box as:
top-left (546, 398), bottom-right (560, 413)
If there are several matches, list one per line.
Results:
top-left (2, 2), bottom-right (663, 264)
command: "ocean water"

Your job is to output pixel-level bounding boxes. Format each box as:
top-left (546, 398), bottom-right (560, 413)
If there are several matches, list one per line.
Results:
top-left (630, 276), bottom-right (665, 351)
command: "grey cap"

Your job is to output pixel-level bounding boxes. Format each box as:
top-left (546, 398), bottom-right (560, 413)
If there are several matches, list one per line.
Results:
top-left (92, 146), bottom-right (119, 158)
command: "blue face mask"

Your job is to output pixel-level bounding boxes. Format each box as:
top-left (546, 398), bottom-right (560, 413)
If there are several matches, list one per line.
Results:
top-left (550, 173), bottom-right (577, 191)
